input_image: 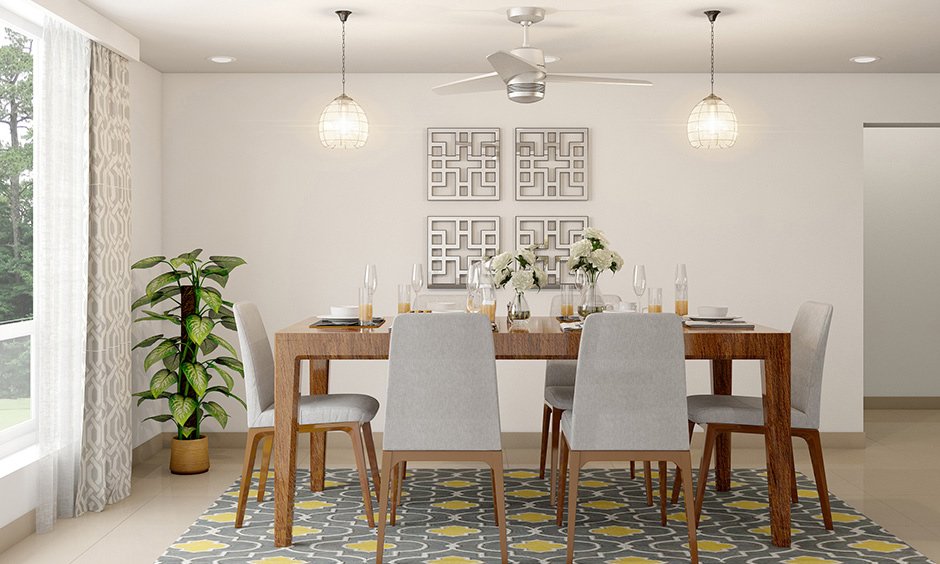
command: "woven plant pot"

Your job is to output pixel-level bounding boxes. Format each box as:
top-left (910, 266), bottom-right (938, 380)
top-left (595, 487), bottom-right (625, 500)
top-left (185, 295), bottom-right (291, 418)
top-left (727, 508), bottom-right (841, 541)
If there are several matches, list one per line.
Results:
top-left (169, 435), bottom-right (209, 475)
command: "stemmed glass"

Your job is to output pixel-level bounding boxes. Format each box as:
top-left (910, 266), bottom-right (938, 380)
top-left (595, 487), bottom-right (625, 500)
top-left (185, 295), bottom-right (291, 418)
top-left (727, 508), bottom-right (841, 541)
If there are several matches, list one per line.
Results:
top-left (466, 261), bottom-right (482, 313)
top-left (675, 263), bottom-right (688, 316)
top-left (364, 264), bottom-right (377, 297)
top-left (633, 265), bottom-right (647, 312)
top-left (411, 263), bottom-right (424, 305)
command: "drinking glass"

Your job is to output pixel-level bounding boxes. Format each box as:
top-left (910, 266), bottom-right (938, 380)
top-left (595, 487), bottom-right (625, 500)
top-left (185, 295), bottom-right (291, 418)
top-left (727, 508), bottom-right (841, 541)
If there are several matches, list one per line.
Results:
top-left (364, 264), bottom-right (377, 297)
top-left (675, 263), bottom-right (688, 316)
top-left (648, 287), bottom-right (663, 313)
top-left (358, 287), bottom-right (373, 326)
top-left (633, 265), bottom-right (647, 311)
top-left (411, 264), bottom-right (424, 296)
top-left (466, 261), bottom-right (482, 313)
top-left (398, 284), bottom-right (411, 314)
top-left (480, 269), bottom-right (497, 323)
top-left (574, 269), bottom-right (587, 295)
top-left (560, 283), bottom-right (576, 318)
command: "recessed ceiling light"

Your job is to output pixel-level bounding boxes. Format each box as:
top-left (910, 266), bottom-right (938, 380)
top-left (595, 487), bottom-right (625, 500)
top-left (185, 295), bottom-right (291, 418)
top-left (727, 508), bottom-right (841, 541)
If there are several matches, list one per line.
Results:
top-left (849, 56), bottom-right (880, 64)
top-left (207, 56), bottom-right (236, 64)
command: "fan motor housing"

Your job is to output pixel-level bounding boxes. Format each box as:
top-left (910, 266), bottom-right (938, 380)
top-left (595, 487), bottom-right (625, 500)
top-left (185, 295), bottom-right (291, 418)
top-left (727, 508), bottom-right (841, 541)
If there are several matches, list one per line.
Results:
top-left (507, 81), bottom-right (545, 103)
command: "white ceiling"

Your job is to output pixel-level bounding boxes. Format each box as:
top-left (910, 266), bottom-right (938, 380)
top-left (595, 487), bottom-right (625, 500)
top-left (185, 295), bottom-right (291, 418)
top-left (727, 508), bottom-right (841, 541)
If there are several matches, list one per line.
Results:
top-left (77, 0), bottom-right (940, 74)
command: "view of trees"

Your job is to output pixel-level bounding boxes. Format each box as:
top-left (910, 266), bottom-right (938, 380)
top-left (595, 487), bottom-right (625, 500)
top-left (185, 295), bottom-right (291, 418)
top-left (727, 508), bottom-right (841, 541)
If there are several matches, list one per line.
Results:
top-left (0, 28), bottom-right (33, 404)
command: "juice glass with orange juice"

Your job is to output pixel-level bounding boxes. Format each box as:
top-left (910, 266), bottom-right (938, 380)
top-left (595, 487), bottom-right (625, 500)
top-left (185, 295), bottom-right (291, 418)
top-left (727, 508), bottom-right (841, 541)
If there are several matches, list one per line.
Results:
top-left (398, 284), bottom-right (411, 314)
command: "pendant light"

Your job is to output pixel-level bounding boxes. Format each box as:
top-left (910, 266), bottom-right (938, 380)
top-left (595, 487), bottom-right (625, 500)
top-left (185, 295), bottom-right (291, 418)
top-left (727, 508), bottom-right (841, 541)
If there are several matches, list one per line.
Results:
top-left (687, 10), bottom-right (737, 149)
top-left (319, 10), bottom-right (369, 149)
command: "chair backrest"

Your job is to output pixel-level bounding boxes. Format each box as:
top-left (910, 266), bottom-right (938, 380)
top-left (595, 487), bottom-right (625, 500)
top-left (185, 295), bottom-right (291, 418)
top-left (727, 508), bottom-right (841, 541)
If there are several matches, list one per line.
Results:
top-left (232, 301), bottom-right (275, 429)
top-left (548, 294), bottom-right (622, 316)
top-left (412, 293), bottom-right (467, 311)
top-left (568, 313), bottom-right (689, 451)
top-left (790, 301), bottom-right (834, 428)
top-left (384, 313), bottom-right (501, 451)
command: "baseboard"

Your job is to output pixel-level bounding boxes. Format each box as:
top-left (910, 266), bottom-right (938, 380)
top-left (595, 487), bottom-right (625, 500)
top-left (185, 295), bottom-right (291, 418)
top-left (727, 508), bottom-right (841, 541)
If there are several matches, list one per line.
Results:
top-left (162, 431), bottom-right (249, 449)
top-left (132, 433), bottom-right (164, 466)
top-left (864, 397), bottom-right (940, 409)
top-left (0, 509), bottom-right (34, 554)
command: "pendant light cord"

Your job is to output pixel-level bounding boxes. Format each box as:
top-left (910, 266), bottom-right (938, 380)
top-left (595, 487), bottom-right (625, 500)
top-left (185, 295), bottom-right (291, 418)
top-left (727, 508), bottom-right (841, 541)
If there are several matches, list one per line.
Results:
top-left (341, 18), bottom-right (346, 95)
top-left (710, 19), bottom-right (715, 95)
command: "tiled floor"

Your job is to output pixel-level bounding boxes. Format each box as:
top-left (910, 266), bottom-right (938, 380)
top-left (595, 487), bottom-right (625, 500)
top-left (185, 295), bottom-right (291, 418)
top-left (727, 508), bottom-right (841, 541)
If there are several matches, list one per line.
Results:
top-left (4, 409), bottom-right (940, 563)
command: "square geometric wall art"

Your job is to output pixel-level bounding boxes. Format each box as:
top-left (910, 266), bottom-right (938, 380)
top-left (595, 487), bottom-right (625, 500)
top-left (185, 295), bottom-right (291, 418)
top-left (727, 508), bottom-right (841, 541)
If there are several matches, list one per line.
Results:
top-left (515, 216), bottom-right (589, 288)
top-left (515, 128), bottom-right (589, 201)
top-left (427, 128), bottom-right (500, 200)
top-left (428, 217), bottom-right (500, 288)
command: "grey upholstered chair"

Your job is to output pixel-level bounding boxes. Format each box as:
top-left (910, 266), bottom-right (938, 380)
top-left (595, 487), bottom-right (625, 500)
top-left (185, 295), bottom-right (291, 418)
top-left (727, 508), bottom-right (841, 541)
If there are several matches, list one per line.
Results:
top-left (376, 313), bottom-right (508, 564)
top-left (232, 302), bottom-right (381, 528)
top-left (555, 313), bottom-right (698, 564)
top-left (686, 301), bottom-right (834, 529)
top-left (411, 293), bottom-right (467, 312)
top-left (542, 294), bottom-right (643, 505)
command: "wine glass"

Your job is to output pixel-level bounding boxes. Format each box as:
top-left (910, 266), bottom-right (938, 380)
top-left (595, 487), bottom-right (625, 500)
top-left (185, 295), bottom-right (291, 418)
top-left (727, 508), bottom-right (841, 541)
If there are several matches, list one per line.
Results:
top-left (466, 261), bottom-right (482, 313)
top-left (411, 263), bottom-right (424, 301)
top-left (364, 264), bottom-right (377, 297)
top-left (633, 265), bottom-right (647, 311)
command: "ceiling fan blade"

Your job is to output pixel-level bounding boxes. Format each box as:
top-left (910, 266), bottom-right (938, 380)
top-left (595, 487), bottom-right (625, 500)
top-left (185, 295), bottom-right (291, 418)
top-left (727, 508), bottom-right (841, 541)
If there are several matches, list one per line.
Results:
top-left (432, 72), bottom-right (505, 95)
top-left (545, 74), bottom-right (653, 86)
top-left (486, 50), bottom-right (544, 82)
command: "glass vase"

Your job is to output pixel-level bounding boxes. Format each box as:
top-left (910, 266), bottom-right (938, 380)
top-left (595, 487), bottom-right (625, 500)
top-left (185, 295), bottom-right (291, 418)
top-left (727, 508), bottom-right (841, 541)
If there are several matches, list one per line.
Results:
top-left (507, 291), bottom-right (531, 322)
top-left (578, 276), bottom-right (606, 317)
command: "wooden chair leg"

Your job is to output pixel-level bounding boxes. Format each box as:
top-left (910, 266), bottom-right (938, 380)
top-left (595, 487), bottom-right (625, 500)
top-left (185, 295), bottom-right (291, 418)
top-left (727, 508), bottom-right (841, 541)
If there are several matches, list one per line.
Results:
top-left (789, 436), bottom-right (799, 504)
top-left (694, 425), bottom-right (718, 527)
top-left (376, 451), bottom-right (394, 564)
top-left (556, 433), bottom-right (570, 525)
top-left (396, 461), bottom-right (406, 507)
top-left (236, 429), bottom-right (266, 528)
top-left (362, 421), bottom-right (381, 496)
top-left (256, 435), bottom-right (273, 502)
top-left (549, 407), bottom-right (563, 505)
top-left (565, 450), bottom-right (582, 564)
top-left (490, 468), bottom-right (499, 526)
top-left (630, 460), bottom-right (635, 479)
top-left (671, 468), bottom-right (683, 505)
top-left (488, 452), bottom-right (509, 564)
top-left (644, 461), bottom-right (653, 506)
top-left (390, 463), bottom-right (400, 526)
top-left (678, 451), bottom-right (699, 564)
top-left (539, 403), bottom-right (551, 479)
top-left (798, 429), bottom-right (834, 530)
top-left (347, 424), bottom-right (375, 528)
top-left (659, 461), bottom-right (668, 526)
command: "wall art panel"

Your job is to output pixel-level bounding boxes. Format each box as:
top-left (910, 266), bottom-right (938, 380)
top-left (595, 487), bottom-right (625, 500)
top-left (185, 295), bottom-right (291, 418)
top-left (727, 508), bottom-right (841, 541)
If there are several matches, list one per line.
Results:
top-left (515, 128), bottom-right (589, 201)
top-left (427, 128), bottom-right (500, 200)
top-left (428, 216), bottom-right (500, 288)
top-left (515, 216), bottom-right (589, 288)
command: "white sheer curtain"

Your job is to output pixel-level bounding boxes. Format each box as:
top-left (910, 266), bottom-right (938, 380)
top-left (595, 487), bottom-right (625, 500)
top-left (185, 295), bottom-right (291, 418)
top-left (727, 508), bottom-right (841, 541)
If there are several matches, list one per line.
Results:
top-left (34, 17), bottom-right (91, 533)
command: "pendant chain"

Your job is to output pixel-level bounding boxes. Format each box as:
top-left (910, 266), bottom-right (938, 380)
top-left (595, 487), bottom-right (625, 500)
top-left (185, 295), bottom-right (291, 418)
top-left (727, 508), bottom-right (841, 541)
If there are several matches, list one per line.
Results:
top-left (341, 20), bottom-right (346, 95)
top-left (710, 20), bottom-right (715, 95)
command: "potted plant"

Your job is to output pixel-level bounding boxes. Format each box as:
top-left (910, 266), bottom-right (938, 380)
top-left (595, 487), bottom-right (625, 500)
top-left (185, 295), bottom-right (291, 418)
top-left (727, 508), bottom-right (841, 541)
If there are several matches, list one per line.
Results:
top-left (131, 249), bottom-right (246, 474)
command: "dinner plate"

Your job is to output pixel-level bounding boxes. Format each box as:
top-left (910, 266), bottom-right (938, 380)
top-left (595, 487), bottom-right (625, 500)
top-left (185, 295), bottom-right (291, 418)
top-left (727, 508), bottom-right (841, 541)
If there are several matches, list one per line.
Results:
top-left (687, 315), bottom-right (741, 321)
top-left (317, 315), bottom-right (359, 321)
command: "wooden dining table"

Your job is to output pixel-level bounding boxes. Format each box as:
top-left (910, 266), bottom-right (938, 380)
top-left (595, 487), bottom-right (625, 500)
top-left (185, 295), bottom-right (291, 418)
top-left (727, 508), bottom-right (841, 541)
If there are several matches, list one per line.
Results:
top-left (273, 315), bottom-right (792, 548)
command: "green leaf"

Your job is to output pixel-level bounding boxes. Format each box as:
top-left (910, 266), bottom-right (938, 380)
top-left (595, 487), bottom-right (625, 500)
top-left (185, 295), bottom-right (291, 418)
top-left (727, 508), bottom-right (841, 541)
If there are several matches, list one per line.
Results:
top-left (185, 315), bottom-right (214, 346)
top-left (211, 365), bottom-right (235, 391)
top-left (204, 271), bottom-right (229, 288)
top-left (169, 394), bottom-right (197, 427)
top-left (133, 334), bottom-right (163, 350)
top-left (151, 285), bottom-right (182, 305)
top-left (214, 356), bottom-right (244, 374)
top-left (135, 310), bottom-right (181, 324)
top-left (181, 362), bottom-right (209, 396)
top-left (143, 414), bottom-right (173, 423)
top-left (149, 369), bottom-right (178, 398)
top-left (131, 256), bottom-right (166, 269)
top-left (196, 287), bottom-right (223, 313)
top-left (131, 294), bottom-right (152, 311)
top-left (205, 385), bottom-right (247, 409)
top-left (208, 256), bottom-right (246, 271)
top-left (179, 426), bottom-right (196, 438)
top-left (146, 272), bottom-right (181, 297)
top-left (199, 337), bottom-right (219, 355)
top-left (163, 353), bottom-right (181, 371)
top-left (180, 249), bottom-right (203, 261)
top-left (170, 256), bottom-right (196, 268)
top-left (134, 390), bottom-right (171, 406)
top-left (145, 340), bottom-right (178, 371)
top-left (202, 401), bottom-right (229, 428)
top-left (206, 334), bottom-right (238, 357)
top-left (219, 316), bottom-right (237, 331)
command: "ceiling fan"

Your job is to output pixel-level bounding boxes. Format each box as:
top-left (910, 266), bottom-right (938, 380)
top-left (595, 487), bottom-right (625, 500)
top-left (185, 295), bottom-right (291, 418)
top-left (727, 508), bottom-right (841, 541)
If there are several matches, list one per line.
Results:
top-left (433, 7), bottom-right (652, 104)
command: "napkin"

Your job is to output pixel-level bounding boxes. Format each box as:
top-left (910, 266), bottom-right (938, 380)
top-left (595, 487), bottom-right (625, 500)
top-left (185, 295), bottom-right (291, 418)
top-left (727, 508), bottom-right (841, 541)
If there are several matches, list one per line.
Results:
top-left (560, 321), bottom-right (583, 332)
top-left (683, 319), bottom-right (754, 329)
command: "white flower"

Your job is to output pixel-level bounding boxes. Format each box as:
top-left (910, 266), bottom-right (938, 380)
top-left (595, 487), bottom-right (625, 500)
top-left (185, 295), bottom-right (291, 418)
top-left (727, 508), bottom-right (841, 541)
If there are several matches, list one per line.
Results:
top-left (610, 251), bottom-right (624, 272)
top-left (510, 270), bottom-right (534, 293)
top-left (583, 227), bottom-right (609, 246)
top-left (569, 239), bottom-right (592, 260)
top-left (490, 252), bottom-right (512, 273)
top-left (533, 266), bottom-right (547, 287)
top-left (589, 249), bottom-right (613, 271)
top-left (518, 248), bottom-right (536, 266)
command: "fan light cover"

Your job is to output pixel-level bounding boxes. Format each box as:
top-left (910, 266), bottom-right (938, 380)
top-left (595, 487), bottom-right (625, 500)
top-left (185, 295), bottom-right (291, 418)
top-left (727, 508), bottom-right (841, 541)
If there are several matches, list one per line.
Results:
top-left (687, 94), bottom-right (737, 149)
top-left (319, 94), bottom-right (369, 149)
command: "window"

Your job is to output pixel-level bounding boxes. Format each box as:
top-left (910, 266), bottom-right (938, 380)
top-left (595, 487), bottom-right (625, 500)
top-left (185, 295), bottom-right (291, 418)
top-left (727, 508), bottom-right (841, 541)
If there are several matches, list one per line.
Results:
top-left (0, 25), bottom-right (34, 449)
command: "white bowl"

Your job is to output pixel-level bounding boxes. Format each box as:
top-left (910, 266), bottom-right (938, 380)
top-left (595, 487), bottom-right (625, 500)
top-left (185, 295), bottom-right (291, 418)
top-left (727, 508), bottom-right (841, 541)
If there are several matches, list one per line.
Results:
top-left (331, 305), bottom-right (359, 318)
top-left (697, 305), bottom-right (729, 317)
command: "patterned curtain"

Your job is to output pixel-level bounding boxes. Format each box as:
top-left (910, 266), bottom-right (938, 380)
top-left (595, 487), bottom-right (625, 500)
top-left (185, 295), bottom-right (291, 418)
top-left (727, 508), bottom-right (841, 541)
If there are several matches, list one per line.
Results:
top-left (74, 42), bottom-right (132, 515)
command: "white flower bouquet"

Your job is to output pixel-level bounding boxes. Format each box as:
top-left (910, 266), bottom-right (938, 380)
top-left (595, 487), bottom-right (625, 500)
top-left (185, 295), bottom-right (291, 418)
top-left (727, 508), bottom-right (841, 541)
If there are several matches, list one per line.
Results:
top-left (567, 227), bottom-right (623, 283)
top-left (491, 246), bottom-right (547, 293)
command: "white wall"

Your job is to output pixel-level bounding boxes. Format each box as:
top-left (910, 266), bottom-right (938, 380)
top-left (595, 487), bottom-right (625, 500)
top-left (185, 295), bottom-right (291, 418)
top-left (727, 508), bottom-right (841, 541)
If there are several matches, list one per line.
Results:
top-left (159, 72), bottom-right (940, 436)
top-left (864, 127), bottom-right (940, 396)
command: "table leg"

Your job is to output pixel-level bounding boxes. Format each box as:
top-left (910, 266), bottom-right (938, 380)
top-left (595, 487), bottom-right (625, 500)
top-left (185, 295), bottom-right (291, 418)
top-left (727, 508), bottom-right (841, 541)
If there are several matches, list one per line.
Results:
top-left (309, 359), bottom-right (329, 491)
top-left (762, 344), bottom-right (793, 547)
top-left (274, 348), bottom-right (301, 548)
top-left (710, 359), bottom-right (733, 492)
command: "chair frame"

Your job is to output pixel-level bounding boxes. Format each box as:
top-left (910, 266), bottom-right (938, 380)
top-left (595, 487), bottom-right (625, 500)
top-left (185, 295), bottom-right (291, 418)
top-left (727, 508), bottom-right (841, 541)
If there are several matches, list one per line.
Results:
top-left (235, 421), bottom-right (380, 528)
top-left (376, 450), bottom-right (508, 564)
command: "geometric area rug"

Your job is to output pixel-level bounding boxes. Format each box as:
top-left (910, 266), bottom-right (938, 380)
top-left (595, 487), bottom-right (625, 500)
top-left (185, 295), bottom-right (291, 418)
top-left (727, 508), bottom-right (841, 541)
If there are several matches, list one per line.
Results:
top-left (155, 467), bottom-right (935, 564)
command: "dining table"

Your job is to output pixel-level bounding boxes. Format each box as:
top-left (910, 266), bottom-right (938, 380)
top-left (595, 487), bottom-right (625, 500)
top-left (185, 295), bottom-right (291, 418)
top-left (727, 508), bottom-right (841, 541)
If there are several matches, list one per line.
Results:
top-left (272, 315), bottom-right (792, 548)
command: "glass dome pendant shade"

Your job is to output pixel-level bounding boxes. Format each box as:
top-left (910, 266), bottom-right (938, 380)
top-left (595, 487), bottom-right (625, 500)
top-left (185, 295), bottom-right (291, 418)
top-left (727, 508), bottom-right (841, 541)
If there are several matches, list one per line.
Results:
top-left (319, 10), bottom-right (369, 149)
top-left (688, 10), bottom-right (737, 149)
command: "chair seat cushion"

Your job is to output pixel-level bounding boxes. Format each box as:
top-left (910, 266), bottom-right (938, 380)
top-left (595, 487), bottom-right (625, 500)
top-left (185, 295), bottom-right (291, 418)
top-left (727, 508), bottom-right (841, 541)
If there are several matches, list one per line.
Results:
top-left (251, 393), bottom-right (379, 429)
top-left (687, 394), bottom-right (815, 430)
top-left (544, 386), bottom-right (574, 410)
